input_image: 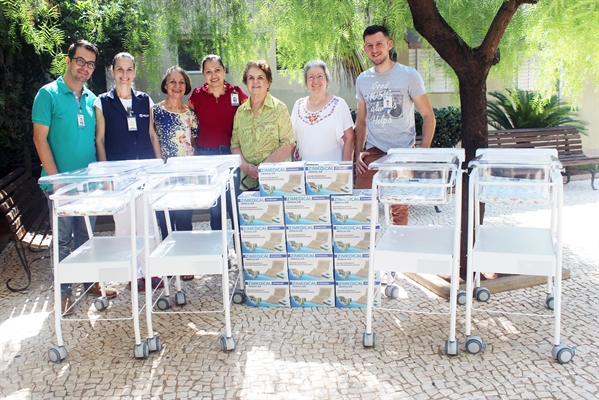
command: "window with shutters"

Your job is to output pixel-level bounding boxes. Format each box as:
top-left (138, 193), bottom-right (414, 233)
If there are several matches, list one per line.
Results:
top-left (408, 49), bottom-right (455, 93)
top-left (517, 57), bottom-right (540, 91)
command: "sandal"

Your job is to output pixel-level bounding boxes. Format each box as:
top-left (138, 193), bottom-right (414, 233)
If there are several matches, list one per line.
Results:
top-left (181, 275), bottom-right (194, 281)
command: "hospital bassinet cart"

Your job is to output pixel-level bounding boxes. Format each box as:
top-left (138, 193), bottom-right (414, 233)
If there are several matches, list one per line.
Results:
top-left (41, 159), bottom-right (163, 363)
top-left (141, 155), bottom-right (242, 352)
top-left (464, 148), bottom-right (575, 363)
top-left (362, 148), bottom-right (465, 356)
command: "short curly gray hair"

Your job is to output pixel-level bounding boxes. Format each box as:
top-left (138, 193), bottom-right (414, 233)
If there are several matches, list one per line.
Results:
top-left (303, 59), bottom-right (331, 86)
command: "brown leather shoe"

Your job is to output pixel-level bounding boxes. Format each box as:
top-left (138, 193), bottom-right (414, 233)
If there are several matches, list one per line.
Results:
top-left (86, 283), bottom-right (117, 299)
top-left (61, 296), bottom-right (74, 316)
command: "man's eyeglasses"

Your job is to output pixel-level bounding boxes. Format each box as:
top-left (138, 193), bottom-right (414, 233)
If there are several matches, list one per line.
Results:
top-left (71, 56), bottom-right (96, 69)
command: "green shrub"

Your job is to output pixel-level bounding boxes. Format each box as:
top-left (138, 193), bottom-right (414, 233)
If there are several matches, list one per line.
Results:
top-left (416, 106), bottom-right (462, 148)
top-left (487, 89), bottom-right (587, 133)
top-left (350, 106), bottom-right (462, 148)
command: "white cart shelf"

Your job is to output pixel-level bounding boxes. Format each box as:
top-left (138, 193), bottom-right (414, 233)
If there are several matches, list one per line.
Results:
top-left (363, 148), bottom-right (465, 356)
top-left (464, 148), bottom-right (575, 364)
top-left (375, 226), bottom-right (455, 275)
top-left (142, 155), bottom-right (242, 352)
top-left (149, 231), bottom-right (234, 276)
top-left (40, 159), bottom-right (163, 363)
top-left (59, 236), bottom-right (145, 282)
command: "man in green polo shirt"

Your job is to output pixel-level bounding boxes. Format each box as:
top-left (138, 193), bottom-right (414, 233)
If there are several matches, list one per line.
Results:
top-left (32, 40), bottom-right (117, 316)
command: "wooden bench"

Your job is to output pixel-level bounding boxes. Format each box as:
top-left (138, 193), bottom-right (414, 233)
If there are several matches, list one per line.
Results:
top-left (487, 127), bottom-right (598, 189)
top-left (0, 168), bottom-right (51, 292)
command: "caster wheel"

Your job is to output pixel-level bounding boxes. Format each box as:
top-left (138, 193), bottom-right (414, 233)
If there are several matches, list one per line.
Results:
top-left (385, 284), bottom-right (400, 299)
top-left (156, 296), bottom-right (170, 311)
top-left (133, 342), bottom-right (149, 359)
top-left (147, 336), bottom-right (162, 352)
top-left (362, 332), bottom-right (376, 348)
top-left (174, 291), bottom-right (187, 307)
top-left (552, 344), bottom-right (576, 364)
top-left (445, 339), bottom-right (459, 356)
top-left (232, 290), bottom-right (246, 304)
top-left (220, 334), bottom-right (236, 352)
top-left (546, 294), bottom-right (555, 310)
top-left (465, 335), bottom-right (487, 354)
top-left (94, 297), bottom-right (109, 311)
top-left (47, 345), bottom-right (67, 363)
top-left (456, 290), bottom-right (467, 306)
top-left (474, 287), bottom-right (491, 302)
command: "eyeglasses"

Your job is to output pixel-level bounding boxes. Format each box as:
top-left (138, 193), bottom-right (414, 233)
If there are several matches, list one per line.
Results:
top-left (71, 56), bottom-right (96, 69)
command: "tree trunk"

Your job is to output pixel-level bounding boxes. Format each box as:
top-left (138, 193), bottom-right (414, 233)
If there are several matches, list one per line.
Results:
top-left (458, 78), bottom-right (489, 276)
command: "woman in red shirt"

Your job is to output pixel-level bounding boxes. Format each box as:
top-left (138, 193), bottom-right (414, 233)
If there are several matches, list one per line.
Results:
top-left (189, 55), bottom-right (247, 231)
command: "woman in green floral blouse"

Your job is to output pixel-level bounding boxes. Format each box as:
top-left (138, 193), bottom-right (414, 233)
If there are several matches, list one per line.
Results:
top-left (231, 60), bottom-right (294, 191)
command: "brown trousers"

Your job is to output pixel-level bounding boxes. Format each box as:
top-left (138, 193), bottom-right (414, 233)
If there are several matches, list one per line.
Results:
top-left (355, 147), bottom-right (409, 226)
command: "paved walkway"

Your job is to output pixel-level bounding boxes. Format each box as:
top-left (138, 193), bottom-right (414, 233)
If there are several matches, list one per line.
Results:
top-left (0, 179), bottom-right (597, 399)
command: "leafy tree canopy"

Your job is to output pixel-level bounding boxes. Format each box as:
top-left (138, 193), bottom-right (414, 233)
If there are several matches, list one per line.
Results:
top-left (260, 0), bottom-right (598, 103)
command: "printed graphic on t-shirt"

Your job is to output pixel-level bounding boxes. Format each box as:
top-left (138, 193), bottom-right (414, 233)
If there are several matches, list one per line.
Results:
top-left (363, 82), bottom-right (405, 129)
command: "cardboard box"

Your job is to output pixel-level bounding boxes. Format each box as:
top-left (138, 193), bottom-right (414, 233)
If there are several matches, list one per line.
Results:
top-left (332, 224), bottom-right (380, 254)
top-left (289, 280), bottom-right (335, 307)
top-left (305, 161), bottom-right (353, 195)
top-left (335, 280), bottom-right (381, 308)
top-left (258, 161), bottom-right (306, 196)
top-left (333, 253), bottom-right (379, 281)
top-left (288, 253), bottom-right (333, 280)
top-left (330, 189), bottom-right (377, 225)
top-left (240, 225), bottom-right (286, 253)
top-left (285, 224), bottom-right (333, 253)
top-left (245, 281), bottom-right (290, 307)
top-left (243, 253), bottom-right (288, 281)
top-left (237, 191), bottom-right (284, 225)
top-left (283, 195), bottom-right (331, 225)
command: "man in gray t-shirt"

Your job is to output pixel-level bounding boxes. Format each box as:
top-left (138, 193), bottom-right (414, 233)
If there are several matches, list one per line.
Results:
top-left (354, 25), bottom-right (436, 225)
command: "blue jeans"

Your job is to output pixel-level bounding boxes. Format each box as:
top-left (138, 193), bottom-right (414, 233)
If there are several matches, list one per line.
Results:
top-left (195, 146), bottom-right (241, 231)
top-left (47, 195), bottom-right (96, 296)
top-left (157, 210), bottom-right (194, 240)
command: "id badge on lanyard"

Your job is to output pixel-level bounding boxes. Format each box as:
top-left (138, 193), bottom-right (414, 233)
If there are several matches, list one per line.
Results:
top-left (383, 94), bottom-right (393, 110)
top-left (77, 109), bottom-right (85, 129)
top-left (127, 107), bottom-right (138, 131)
top-left (231, 91), bottom-right (240, 106)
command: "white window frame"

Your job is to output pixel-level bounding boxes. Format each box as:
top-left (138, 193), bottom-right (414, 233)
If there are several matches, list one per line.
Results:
top-left (409, 49), bottom-right (455, 93)
top-left (517, 57), bottom-right (540, 91)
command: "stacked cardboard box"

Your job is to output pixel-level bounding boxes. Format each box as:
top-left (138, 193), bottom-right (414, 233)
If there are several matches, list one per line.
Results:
top-left (331, 189), bottom-right (381, 308)
top-left (238, 192), bottom-right (290, 307)
top-left (240, 161), bottom-right (384, 308)
top-left (284, 195), bottom-right (334, 307)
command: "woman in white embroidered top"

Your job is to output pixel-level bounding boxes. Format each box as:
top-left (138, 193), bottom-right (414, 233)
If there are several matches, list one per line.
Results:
top-left (291, 59), bottom-right (355, 162)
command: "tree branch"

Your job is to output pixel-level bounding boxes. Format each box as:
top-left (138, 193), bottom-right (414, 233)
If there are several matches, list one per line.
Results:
top-left (406, 0), bottom-right (469, 71)
top-left (479, 0), bottom-right (538, 64)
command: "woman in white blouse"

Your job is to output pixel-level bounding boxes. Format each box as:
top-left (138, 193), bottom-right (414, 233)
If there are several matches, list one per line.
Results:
top-left (291, 60), bottom-right (355, 162)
